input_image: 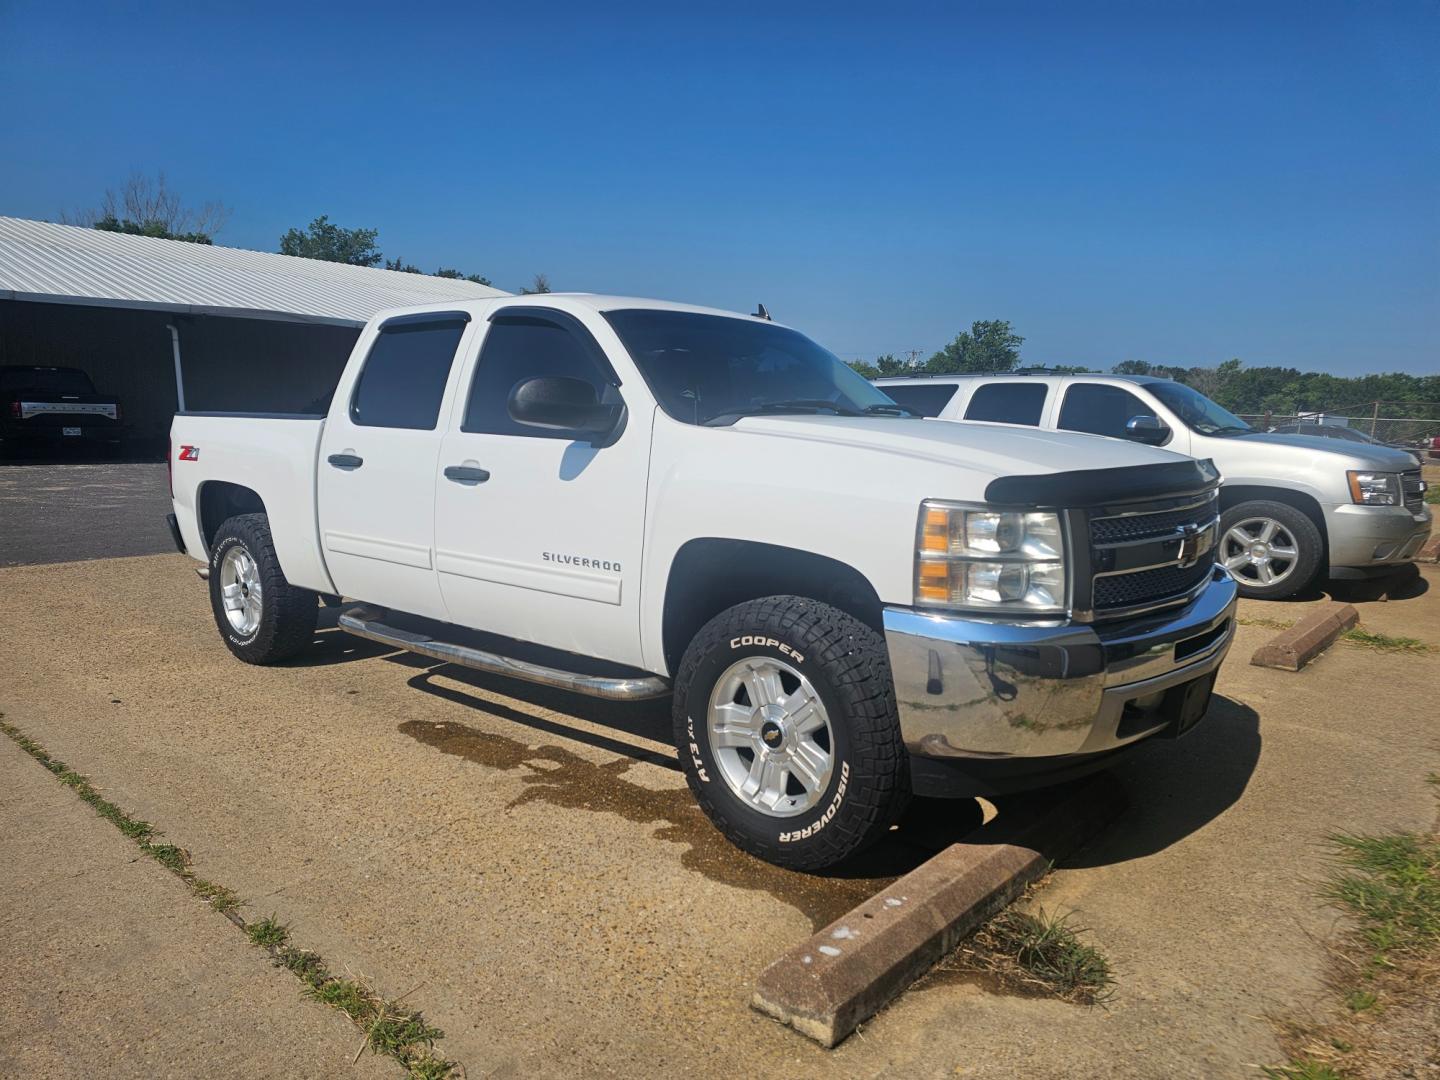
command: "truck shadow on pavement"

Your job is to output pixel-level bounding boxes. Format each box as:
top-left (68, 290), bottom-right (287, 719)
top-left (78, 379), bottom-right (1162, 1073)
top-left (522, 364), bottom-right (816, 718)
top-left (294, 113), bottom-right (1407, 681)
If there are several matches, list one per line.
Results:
top-left (377, 644), bottom-right (1260, 927)
top-left (1061, 693), bottom-right (1261, 868)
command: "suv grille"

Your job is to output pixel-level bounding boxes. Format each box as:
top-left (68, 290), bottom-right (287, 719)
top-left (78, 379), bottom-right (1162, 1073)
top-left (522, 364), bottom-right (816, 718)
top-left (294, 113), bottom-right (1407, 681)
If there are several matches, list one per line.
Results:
top-left (1402, 469), bottom-right (1424, 513)
top-left (1088, 493), bottom-right (1219, 616)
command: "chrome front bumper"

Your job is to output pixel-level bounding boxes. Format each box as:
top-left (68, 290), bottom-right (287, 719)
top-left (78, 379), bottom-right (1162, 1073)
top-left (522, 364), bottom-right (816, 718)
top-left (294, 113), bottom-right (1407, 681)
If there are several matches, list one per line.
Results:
top-left (884, 567), bottom-right (1239, 760)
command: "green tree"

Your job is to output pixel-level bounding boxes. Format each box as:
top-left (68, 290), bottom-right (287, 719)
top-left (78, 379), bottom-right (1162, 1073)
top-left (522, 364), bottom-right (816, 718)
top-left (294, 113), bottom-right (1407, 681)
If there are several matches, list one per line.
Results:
top-left (434, 268), bottom-right (494, 286)
top-left (1111, 359), bottom-right (1152, 375)
top-left (924, 320), bottom-right (1024, 374)
top-left (847, 359), bottom-right (880, 378)
top-left (279, 216), bottom-right (382, 266)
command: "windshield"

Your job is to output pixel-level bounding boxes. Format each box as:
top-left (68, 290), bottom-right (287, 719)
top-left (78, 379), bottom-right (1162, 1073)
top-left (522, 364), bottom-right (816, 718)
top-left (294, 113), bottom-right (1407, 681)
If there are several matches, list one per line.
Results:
top-left (602, 309), bottom-right (908, 425)
top-left (0, 367), bottom-right (96, 395)
top-left (1147, 380), bottom-right (1250, 435)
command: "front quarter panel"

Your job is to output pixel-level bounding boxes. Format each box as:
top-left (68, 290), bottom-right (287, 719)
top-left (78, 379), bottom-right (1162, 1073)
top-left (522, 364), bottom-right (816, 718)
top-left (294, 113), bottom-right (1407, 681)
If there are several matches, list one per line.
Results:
top-left (638, 418), bottom-right (974, 675)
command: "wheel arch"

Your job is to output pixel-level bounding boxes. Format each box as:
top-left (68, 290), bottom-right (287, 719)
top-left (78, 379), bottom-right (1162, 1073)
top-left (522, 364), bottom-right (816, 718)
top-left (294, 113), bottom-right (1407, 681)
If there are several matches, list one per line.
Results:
top-left (1219, 484), bottom-right (1328, 544)
top-left (660, 539), bottom-right (884, 676)
top-left (197, 481), bottom-right (268, 555)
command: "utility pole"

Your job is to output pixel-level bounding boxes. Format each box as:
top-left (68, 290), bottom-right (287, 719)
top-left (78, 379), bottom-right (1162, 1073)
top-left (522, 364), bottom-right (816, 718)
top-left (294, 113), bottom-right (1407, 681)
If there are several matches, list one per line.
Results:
top-left (1371, 400), bottom-right (1380, 438)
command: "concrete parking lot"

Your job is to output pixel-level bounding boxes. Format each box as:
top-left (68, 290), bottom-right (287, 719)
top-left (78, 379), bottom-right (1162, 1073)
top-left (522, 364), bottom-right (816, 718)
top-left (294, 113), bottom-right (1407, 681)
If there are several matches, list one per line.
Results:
top-left (2, 463), bottom-right (1437, 1078)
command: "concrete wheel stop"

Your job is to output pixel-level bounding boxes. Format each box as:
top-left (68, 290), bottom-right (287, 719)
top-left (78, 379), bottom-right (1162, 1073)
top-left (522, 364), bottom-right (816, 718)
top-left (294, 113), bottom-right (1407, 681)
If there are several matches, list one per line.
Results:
top-left (1250, 601), bottom-right (1359, 672)
top-left (750, 774), bottom-right (1128, 1047)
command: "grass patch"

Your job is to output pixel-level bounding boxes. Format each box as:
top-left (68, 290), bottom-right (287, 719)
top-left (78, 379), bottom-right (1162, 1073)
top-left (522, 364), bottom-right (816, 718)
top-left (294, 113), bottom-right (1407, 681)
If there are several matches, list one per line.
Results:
top-left (1323, 831), bottom-right (1440, 964)
top-left (933, 892), bottom-right (1116, 1006)
top-left (1339, 628), bottom-right (1431, 653)
top-left (1238, 615), bottom-right (1296, 631)
top-left (0, 716), bottom-right (459, 1079)
top-left (246, 914), bottom-right (290, 949)
top-left (1425, 485), bottom-right (1439, 505)
top-left (1262, 1061), bottom-right (1346, 1080)
top-left (983, 908), bottom-right (1116, 1003)
top-left (1266, 770), bottom-right (1440, 1078)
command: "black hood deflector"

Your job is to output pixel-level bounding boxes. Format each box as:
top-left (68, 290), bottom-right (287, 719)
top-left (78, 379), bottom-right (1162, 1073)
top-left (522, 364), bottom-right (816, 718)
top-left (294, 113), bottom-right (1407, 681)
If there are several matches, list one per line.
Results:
top-left (984, 458), bottom-right (1220, 508)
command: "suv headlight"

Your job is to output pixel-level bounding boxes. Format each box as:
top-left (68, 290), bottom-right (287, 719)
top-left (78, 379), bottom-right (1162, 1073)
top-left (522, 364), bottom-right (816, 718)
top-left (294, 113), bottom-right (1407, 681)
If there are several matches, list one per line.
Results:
top-left (1347, 471), bottom-right (1400, 506)
top-left (915, 502), bottom-right (1067, 613)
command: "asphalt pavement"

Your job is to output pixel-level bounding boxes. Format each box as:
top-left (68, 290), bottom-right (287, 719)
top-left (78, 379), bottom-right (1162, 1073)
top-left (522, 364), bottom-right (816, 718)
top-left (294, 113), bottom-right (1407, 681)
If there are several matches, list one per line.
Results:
top-left (0, 463), bottom-right (175, 567)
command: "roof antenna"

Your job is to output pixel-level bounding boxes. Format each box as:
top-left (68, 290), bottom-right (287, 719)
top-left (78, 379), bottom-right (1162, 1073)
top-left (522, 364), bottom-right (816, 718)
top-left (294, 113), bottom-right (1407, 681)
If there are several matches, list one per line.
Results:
top-left (753, 303), bottom-right (771, 321)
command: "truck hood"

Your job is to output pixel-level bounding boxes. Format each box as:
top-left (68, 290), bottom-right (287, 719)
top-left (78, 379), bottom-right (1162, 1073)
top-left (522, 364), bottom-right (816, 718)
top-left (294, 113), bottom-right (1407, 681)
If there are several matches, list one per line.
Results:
top-left (1218, 431), bottom-right (1419, 470)
top-left (730, 414), bottom-right (1187, 476)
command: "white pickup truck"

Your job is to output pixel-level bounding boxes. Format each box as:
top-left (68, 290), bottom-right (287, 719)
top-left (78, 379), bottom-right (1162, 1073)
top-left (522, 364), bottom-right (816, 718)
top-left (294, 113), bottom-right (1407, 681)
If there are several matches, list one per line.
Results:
top-left (167, 294), bottom-right (1238, 869)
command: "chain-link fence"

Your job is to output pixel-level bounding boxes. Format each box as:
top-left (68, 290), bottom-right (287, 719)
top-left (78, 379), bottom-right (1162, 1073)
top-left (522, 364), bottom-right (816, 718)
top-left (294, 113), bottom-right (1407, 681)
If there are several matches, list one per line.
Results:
top-left (1236, 402), bottom-right (1440, 452)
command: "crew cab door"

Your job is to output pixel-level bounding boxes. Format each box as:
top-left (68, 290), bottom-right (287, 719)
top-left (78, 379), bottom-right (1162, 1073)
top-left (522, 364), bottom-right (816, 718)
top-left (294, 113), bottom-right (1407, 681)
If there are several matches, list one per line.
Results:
top-left (433, 307), bottom-right (652, 668)
top-left (317, 312), bottom-right (473, 620)
top-left (1055, 380), bottom-right (1192, 455)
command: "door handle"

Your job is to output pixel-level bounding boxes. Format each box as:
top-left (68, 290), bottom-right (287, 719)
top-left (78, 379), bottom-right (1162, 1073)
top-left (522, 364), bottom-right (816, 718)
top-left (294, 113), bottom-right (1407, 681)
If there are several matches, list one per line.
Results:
top-left (444, 465), bottom-right (491, 484)
top-left (327, 453), bottom-right (363, 469)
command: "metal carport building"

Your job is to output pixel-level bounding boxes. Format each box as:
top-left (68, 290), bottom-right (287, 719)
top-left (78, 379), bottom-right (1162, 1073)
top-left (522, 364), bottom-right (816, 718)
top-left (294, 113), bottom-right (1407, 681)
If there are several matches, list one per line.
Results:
top-left (0, 216), bottom-right (506, 449)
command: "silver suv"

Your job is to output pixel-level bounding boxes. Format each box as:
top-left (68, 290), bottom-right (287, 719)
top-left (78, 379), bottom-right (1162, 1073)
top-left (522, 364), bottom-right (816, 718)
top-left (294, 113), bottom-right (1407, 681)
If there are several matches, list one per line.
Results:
top-left (875, 373), bottom-right (1431, 600)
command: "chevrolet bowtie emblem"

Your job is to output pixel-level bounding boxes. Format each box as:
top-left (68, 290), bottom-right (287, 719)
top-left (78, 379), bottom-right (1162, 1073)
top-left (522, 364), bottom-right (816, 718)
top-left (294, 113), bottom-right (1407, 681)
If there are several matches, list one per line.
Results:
top-left (1176, 522), bottom-right (1215, 568)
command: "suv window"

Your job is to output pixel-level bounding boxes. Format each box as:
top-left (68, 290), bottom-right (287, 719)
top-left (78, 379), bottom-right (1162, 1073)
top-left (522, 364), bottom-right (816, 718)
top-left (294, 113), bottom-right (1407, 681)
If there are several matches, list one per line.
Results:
top-left (1057, 383), bottom-right (1152, 438)
top-left (963, 382), bottom-right (1047, 426)
top-left (463, 315), bottom-right (613, 438)
top-left (349, 316), bottom-right (468, 429)
top-left (880, 383), bottom-right (959, 417)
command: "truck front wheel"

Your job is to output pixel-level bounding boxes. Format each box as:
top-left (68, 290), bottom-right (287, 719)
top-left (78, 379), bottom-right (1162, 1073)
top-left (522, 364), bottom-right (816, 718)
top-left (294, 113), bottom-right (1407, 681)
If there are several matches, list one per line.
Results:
top-left (672, 596), bottom-right (910, 871)
top-left (208, 513), bottom-right (317, 664)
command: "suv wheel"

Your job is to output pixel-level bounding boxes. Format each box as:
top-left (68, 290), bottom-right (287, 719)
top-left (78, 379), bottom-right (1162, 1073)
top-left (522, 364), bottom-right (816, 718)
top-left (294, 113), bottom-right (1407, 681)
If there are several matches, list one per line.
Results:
top-left (672, 596), bottom-right (910, 870)
top-left (1218, 499), bottom-right (1322, 600)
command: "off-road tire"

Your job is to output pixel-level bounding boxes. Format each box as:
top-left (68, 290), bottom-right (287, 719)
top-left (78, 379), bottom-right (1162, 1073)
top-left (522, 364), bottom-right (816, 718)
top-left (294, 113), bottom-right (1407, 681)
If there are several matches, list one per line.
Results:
top-left (208, 513), bottom-right (317, 664)
top-left (672, 596), bottom-right (911, 871)
top-left (1219, 499), bottom-right (1323, 600)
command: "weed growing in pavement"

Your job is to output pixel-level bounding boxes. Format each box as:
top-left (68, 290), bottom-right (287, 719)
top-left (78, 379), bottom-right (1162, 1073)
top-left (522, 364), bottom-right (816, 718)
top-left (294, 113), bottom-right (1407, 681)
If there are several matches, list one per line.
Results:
top-left (1323, 831), bottom-right (1439, 964)
top-left (1261, 1062), bottom-right (1346, 1080)
top-left (932, 884), bottom-right (1116, 1006)
top-left (1339, 628), bottom-right (1432, 653)
top-left (1237, 616), bottom-right (1296, 630)
top-left (981, 908), bottom-right (1116, 1003)
top-left (0, 716), bottom-right (459, 1080)
top-left (246, 915), bottom-right (290, 949)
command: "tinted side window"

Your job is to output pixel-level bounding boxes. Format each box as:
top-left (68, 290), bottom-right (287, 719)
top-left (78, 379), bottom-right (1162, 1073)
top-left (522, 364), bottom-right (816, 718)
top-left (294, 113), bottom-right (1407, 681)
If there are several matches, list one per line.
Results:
top-left (880, 384), bottom-right (959, 417)
top-left (964, 383), bottom-right (1047, 426)
top-left (1057, 384), bottom-right (1151, 438)
top-left (463, 317), bottom-right (612, 438)
top-left (350, 317), bottom-right (467, 429)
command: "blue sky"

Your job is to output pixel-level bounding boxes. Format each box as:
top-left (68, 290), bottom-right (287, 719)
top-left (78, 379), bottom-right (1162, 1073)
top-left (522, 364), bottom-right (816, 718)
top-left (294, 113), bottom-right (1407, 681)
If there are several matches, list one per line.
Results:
top-left (2, 0), bottom-right (1436, 375)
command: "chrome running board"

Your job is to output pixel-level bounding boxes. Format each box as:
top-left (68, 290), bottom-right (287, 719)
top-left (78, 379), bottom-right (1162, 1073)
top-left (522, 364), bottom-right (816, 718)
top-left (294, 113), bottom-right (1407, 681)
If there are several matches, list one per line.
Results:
top-left (337, 604), bottom-right (671, 701)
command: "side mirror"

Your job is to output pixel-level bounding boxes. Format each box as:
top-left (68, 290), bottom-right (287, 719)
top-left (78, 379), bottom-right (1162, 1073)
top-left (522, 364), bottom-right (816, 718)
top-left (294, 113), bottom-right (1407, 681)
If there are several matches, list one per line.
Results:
top-left (1124, 414), bottom-right (1171, 445)
top-left (507, 376), bottom-right (624, 441)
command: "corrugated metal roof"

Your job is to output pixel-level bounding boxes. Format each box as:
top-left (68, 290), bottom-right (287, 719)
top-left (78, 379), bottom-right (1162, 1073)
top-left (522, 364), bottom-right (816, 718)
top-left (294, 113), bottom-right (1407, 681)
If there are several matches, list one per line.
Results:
top-left (0, 216), bottom-right (508, 326)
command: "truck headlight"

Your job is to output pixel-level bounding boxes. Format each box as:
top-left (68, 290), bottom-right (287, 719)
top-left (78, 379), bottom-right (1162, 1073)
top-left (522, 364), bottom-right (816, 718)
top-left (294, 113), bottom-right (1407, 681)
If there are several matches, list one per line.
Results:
top-left (915, 502), bottom-right (1067, 613)
top-left (1347, 471), bottom-right (1400, 506)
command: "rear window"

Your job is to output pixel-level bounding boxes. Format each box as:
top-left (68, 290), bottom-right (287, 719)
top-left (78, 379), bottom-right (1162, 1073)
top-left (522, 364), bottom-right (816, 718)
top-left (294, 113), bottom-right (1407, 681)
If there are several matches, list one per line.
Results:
top-left (879, 383), bottom-right (959, 417)
top-left (963, 382), bottom-right (1047, 426)
top-left (349, 316), bottom-right (468, 429)
top-left (0, 367), bottom-right (96, 395)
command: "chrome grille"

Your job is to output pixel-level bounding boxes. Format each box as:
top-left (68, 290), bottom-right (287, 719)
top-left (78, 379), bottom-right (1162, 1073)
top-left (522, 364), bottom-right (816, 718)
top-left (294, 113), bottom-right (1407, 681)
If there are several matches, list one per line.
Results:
top-left (1402, 469), bottom-right (1424, 513)
top-left (1087, 493), bottom-right (1220, 616)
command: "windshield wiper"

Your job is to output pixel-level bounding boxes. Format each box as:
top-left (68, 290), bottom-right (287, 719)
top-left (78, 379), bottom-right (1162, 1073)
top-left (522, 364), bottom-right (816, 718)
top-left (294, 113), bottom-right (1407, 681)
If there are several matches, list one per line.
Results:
top-left (861, 403), bottom-right (918, 416)
top-left (1208, 425), bottom-right (1252, 436)
top-left (702, 400), bottom-right (861, 426)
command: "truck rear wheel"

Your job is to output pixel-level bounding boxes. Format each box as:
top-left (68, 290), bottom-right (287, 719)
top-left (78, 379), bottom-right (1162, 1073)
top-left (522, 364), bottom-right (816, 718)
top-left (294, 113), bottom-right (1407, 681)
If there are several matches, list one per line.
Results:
top-left (672, 596), bottom-right (910, 871)
top-left (1218, 499), bottom-right (1322, 600)
top-left (208, 513), bottom-right (317, 664)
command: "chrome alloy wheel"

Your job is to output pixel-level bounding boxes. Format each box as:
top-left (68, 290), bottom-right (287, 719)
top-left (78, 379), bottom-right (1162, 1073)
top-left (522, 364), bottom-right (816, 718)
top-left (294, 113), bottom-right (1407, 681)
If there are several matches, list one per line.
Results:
top-left (219, 545), bottom-right (264, 637)
top-left (706, 656), bottom-right (835, 818)
top-left (1220, 516), bottom-right (1300, 588)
